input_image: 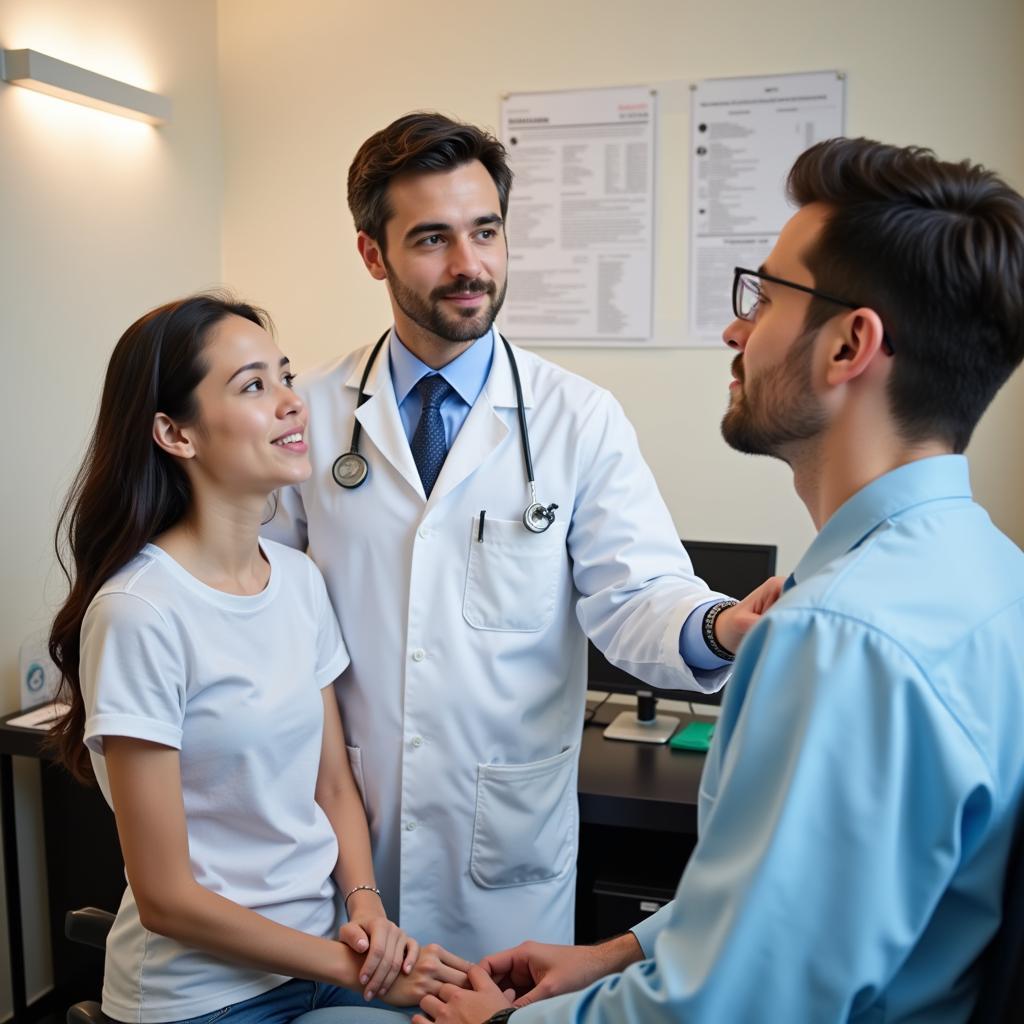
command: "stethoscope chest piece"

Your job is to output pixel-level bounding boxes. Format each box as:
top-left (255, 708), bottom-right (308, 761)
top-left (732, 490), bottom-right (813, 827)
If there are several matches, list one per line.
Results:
top-left (332, 452), bottom-right (369, 489)
top-left (336, 331), bottom-right (555, 536)
top-left (523, 501), bottom-right (559, 534)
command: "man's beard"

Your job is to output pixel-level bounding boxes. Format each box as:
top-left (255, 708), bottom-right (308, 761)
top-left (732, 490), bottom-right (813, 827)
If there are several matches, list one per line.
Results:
top-left (383, 256), bottom-right (508, 343)
top-left (721, 327), bottom-right (826, 459)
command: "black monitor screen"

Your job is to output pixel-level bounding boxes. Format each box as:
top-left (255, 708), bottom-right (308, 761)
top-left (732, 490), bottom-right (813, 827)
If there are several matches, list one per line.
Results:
top-left (587, 539), bottom-right (778, 705)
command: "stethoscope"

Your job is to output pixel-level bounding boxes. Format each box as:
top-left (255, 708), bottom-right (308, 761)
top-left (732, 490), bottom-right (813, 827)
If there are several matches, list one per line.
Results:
top-left (331, 330), bottom-right (559, 534)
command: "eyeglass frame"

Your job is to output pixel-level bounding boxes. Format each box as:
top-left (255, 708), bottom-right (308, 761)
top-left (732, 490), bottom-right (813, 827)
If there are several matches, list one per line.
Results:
top-left (732, 266), bottom-right (894, 355)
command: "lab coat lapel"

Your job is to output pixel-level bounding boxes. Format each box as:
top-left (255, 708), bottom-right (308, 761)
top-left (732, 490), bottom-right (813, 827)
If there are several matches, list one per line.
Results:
top-left (428, 338), bottom-right (528, 506)
top-left (348, 336), bottom-right (425, 499)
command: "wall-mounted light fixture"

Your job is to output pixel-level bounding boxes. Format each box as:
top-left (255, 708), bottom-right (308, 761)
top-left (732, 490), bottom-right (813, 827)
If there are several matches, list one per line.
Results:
top-left (0, 48), bottom-right (171, 125)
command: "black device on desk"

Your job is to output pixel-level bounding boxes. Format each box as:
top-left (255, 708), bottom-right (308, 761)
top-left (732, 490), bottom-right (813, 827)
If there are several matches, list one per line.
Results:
top-left (588, 539), bottom-right (778, 741)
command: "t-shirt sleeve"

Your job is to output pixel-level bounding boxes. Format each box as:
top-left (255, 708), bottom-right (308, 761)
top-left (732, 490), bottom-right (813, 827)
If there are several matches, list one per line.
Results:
top-left (310, 561), bottom-right (349, 687)
top-left (81, 592), bottom-right (187, 755)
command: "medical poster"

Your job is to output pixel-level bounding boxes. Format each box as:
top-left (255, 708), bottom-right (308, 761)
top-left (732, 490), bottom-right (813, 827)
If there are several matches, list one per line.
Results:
top-left (500, 85), bottom-right (656, 345)
top-left (688, 71), bottom-right (846, 346)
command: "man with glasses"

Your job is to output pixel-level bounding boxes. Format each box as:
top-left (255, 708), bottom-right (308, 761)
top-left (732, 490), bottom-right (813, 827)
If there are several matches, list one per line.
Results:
top-left (419, 137), bottom-right (1024, 1023)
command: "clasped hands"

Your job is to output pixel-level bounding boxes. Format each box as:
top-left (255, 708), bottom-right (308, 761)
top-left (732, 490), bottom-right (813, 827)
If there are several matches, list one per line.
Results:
top-left (412, 935), bottom-right (644, 1023)
top-left (338, 889), bottom-right (471, 1005)
top-left (339, 902), bottom-right (610, 1020)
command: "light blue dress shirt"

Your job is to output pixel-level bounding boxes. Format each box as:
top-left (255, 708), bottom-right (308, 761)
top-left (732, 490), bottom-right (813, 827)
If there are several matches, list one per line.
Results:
top-left (388, 328), bottom-right (726, 669)
top-left (515, 455), bottom-right (1024, 1023)
top-left (389, 327), bottom-right (495, 447)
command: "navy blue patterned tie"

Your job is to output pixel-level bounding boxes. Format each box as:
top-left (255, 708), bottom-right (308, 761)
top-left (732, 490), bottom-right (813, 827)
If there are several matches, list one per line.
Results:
top-left (411, 375), bottom-right (454, 497)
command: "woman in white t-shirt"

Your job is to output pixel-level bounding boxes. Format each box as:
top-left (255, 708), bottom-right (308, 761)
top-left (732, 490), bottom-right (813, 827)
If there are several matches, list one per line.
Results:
top-left (48, 295), bottom-right (466, 1023)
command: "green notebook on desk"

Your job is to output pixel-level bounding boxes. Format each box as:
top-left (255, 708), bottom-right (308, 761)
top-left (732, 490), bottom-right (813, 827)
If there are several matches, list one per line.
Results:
top-left (670, 721), bottom-right (715, 751)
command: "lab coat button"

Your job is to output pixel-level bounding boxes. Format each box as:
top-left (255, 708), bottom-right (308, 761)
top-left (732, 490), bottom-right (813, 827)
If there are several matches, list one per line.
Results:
top-left (417, 527), bottom-right (429, 539)
top-left (411, 735), bottom-right (423, 748)
top-left (406, 821), bottom-right (417, 831)
top-left (411, 648), bottom-right (426, 662)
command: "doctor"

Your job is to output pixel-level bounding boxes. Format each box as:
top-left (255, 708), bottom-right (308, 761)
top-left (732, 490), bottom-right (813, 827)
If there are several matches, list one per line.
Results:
top-left (265, 113), bottom-right (778, 963)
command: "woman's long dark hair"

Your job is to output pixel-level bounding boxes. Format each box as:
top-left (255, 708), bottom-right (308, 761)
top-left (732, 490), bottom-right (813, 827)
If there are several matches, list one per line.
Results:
top-left (48, 294), bottom-right (270, 782)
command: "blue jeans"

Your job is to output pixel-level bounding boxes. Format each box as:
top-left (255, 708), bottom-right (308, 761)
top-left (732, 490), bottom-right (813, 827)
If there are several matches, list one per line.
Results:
top-left (174, 978), bottom-right (409, 1024)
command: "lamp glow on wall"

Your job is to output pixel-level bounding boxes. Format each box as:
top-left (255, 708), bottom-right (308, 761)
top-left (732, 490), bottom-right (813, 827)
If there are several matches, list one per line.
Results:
top-left (0, 48), bottom-right (171, 125)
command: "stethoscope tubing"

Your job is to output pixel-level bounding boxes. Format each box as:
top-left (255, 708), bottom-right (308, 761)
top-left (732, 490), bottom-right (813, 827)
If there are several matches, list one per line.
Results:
top-left (348, 329), bottom-right (390, 460)
top-left (332, 329), bottom-right (557, 532)
top-left (500, 334), bottom-right (536, 487)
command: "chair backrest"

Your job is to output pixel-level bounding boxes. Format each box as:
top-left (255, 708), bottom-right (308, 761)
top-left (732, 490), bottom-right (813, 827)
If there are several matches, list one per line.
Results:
top-left (968, 802), bottom-right (1024, 1022)
top-left (65, 908), bottom-right (116, 1024)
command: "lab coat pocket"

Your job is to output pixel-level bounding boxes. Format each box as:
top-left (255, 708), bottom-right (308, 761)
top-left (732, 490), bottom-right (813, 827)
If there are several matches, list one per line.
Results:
top-left (463, 517), bottom-right (565, 632)
top-left (470, 742), bottom-right (579, 889)
top-left (346, 744), bottom-right (367, 804)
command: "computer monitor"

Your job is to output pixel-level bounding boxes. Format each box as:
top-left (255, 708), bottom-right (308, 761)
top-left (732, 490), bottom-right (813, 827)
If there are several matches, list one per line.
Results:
top-left (587, 539), bottom-right (778, 707)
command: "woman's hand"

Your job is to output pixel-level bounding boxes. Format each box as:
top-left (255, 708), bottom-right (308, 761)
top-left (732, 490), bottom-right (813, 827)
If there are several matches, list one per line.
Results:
top-left (338, 890), bottom-right (418, 1001)
top-left (382, 942), bottom-right (473, 1007)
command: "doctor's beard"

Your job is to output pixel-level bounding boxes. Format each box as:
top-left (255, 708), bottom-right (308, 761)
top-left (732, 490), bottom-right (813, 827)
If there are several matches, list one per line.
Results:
top-left (383, 260), bottom-right (508, 343)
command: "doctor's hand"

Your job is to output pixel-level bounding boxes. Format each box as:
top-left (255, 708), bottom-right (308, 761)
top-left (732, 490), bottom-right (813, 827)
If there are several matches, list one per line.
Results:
top-left (384, 943), bottom-right (474, 1008)
top-left (413, 965), bottom-right (514, 1024)
top-left (338, 890), bottom-right (418, 1001)
top-left (713, 575), bottom-right (786, 657)
top-left (478, 934), bottom-right (644, 1007)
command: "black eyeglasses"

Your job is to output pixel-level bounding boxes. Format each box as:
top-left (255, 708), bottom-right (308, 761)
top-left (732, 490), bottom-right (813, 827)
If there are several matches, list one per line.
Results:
top-left (732, 267), bottom-right (894, 355)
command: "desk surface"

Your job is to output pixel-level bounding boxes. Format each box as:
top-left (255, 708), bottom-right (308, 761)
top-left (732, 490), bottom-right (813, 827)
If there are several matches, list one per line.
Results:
top-left (0, 710), bottom-right (54, 757)
top-left (577, 701), bottom-right (710, 835)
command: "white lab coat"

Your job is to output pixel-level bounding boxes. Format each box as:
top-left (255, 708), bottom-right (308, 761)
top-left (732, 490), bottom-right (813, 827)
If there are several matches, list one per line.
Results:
top-left (264, 333), bottom-right (728, 962)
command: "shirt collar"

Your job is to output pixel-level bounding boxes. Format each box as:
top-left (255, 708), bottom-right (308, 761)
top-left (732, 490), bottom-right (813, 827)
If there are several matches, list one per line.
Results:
top-left (791, 454), bottom-right (973, 585)
top-left (388, 327), bottom-right (495, 408)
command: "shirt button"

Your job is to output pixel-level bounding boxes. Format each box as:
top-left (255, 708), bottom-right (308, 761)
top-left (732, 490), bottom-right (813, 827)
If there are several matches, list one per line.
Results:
top-left (411, 648), bottom-right (426, 662)
top-left (411, 736), bottom-right (423, 748)
top-left (406, 821), bottom-right (417, 831)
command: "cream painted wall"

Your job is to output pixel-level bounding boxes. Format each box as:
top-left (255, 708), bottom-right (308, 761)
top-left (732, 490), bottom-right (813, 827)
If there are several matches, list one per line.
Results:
top-left (0, 0), bottom-right (1022, 1013)
top-left (218, 0), bottom-right (1024, 574)
top-left (0, 0), bottom-right (222, 1010)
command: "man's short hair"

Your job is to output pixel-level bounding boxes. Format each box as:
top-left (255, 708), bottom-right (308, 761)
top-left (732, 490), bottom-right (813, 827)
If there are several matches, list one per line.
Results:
top-left (788, 137), bottom-right (1024, 452)
top-left (347, 112), bottom-right (513, 250)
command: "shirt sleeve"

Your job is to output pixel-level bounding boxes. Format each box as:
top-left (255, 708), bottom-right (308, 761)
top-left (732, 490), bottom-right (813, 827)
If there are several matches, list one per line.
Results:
top-left (514, 608), bottom-right (992, 1023)
top-left (678, 599), bottom-right (732, 671)
top-left (629, 899), bottom-right (674, 958)
top-left (568, 389), bottom-right (730, 693)
top-left (310, 559), bottom-right (350, 687)
top-left (80, 592), bottom-right (187, 755)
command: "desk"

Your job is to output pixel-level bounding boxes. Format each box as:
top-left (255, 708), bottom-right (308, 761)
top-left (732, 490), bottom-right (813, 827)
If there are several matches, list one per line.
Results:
top-left (578, 699), bottom-right (707, 833)
top-left (575, 699), bottom-right (709, 941)
top-left (0, 700), bottom-right (708, 1019)
top-left (0, 710), bottom-right (124, 1023)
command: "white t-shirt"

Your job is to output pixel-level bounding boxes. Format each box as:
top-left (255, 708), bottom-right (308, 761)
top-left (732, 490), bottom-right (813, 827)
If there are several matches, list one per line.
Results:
top-left (81, 540), bottom-right (349, 1022)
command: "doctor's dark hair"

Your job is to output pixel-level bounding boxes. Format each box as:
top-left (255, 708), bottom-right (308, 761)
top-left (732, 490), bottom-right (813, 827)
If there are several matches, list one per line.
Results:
top-left (788, 136), bottom-right (1024, 452)
top-left (48, 293), bottom-right (270, 783)
top-left (347, 112), bottom-right (513, 249)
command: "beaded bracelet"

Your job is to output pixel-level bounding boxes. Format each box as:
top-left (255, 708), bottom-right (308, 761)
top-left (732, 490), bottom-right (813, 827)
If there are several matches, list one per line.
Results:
top-left (343, 884), bottom-right (382, 913)
top-left (702, 600), bottom-right (739, 661)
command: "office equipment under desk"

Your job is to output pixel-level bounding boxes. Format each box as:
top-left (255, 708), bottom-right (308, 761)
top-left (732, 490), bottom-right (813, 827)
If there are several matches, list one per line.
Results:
top-left (0, 700), bottom-right (709, 1017)
top-left (575, 698), bottom-right (710, 942)
top-left (0, 711), bottom-right (124, 1022)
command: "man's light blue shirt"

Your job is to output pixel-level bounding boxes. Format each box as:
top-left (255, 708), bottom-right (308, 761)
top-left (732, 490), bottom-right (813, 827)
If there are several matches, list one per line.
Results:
top-left (388, 328), bottom-right (726, 669)
top-left (389, 327), bottom-right (495, 447)
top-left (516, 455), bottom-right (1024, 1023)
